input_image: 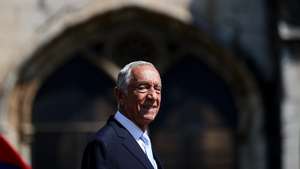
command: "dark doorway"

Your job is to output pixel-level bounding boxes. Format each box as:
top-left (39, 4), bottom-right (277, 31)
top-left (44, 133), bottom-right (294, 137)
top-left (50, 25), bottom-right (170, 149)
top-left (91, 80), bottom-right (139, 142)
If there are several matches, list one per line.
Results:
top-left (31, 56), bottom-right (116, 169)
top-left (151, 57), bottom-right (238, 169)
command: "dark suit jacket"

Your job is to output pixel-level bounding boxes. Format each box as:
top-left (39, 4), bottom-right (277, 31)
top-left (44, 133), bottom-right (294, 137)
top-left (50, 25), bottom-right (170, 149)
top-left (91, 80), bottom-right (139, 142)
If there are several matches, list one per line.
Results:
top-left (81, 116), bottom-right (163, 169)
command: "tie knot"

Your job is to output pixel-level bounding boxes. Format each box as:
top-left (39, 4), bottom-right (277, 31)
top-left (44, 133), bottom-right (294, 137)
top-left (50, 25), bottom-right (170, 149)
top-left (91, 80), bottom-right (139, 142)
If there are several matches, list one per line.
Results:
top-left (140, 134), bottom-right (150, 145)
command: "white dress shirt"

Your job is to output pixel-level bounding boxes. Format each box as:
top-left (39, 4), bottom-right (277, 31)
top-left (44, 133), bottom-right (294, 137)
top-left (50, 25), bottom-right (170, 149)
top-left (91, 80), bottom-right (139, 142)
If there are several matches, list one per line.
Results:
top-left (114, 111), bottom-right (158, 169)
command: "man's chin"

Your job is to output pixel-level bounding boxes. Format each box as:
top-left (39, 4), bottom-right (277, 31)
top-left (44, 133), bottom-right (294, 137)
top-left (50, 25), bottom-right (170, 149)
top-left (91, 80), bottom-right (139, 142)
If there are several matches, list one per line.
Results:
top-left (142, 113), bottom-right (157, 121)
top-left (139, 108), bottom-right (158, 120)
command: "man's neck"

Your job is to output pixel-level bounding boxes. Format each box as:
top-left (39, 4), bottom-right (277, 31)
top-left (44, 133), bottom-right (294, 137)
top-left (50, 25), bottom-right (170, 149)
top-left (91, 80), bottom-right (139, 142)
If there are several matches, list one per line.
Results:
top-left (118, 111), bottom-right (148, 132)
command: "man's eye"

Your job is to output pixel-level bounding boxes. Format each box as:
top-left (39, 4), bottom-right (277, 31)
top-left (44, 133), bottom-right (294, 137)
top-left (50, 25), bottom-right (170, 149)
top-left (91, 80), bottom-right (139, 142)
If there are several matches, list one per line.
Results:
top-left (138, 85), bottom-right (146, 89)
top-left (155, 88), bottom-right (161, 94)
top-left (155, 86), bottom-right (161, 91)
top-left (137, 86), bottom-right (148, 92)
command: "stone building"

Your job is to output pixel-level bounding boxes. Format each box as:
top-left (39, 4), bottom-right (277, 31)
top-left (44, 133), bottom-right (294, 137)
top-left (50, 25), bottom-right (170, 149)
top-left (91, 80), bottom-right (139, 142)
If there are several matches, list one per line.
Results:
top-left (0, 0), bottom-right (299, 169)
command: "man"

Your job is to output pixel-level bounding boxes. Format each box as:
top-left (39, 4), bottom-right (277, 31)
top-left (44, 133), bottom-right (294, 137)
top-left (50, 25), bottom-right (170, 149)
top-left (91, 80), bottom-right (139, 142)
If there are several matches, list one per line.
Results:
top-left (81, 61), bottom-right (163, 169)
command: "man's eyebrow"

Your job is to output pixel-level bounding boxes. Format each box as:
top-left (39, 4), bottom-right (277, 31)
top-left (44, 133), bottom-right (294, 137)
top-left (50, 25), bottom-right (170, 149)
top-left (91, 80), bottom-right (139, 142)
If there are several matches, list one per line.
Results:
top-left (135, 81), bottom-right (162, 87)
top-left (135, 81), bottom-right (150, 84)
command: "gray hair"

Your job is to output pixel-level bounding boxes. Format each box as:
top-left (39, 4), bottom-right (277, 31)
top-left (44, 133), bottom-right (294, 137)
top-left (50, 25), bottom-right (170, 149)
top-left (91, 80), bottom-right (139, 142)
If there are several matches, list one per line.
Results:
top-left (116, 61), bottom-right (155, 93)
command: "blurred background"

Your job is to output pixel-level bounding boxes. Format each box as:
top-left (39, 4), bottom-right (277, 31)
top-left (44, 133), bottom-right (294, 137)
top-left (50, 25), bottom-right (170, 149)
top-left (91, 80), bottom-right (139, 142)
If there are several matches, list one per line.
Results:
top-left (0, 0), bottom-right (299, 169)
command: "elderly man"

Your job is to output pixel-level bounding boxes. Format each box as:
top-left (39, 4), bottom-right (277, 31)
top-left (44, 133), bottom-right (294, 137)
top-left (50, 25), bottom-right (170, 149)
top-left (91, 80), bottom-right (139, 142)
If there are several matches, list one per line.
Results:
top-left (81, 61), bottom-right (163, 169)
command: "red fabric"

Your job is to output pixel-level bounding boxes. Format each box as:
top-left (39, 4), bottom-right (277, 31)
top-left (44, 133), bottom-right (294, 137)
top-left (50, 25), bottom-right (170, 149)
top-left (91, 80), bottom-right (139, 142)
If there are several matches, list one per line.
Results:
top-left (0, 135), bottom-right (31, 169)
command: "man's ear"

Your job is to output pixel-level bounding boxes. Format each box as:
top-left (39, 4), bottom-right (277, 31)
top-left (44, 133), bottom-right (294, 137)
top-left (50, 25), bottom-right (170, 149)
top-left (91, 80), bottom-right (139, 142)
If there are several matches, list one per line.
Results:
top-left (114, 87), bottom-right (125, 103)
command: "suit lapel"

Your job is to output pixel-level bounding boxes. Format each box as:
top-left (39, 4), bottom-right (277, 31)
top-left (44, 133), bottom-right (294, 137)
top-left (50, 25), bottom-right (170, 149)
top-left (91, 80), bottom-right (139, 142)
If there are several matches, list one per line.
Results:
top-left (108, 117), bottom-right (154, 169)
top-left (122, 136), bottom-right (154, 169)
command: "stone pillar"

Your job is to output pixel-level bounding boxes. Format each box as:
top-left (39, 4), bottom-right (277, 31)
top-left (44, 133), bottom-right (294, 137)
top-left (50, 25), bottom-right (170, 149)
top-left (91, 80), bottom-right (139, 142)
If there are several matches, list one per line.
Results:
top-left (282, 53), bottom-right (300, 169)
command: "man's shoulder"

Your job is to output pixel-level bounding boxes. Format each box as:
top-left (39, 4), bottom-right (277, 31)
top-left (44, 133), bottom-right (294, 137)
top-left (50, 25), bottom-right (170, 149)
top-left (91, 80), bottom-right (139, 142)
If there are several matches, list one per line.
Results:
top-left (91, 118), bottom-right (122, 143)
top-left (95, 124), bottom-right (115, 140)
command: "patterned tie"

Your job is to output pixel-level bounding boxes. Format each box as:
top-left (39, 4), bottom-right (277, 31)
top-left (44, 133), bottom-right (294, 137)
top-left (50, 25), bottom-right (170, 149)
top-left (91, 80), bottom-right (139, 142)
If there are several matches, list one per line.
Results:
top-left (140, 133), bottom-right (158, 169)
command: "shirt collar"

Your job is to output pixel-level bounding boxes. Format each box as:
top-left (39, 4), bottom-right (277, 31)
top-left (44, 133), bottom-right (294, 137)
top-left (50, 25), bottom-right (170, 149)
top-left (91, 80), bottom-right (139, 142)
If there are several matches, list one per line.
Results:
top-left (114, 111), bottom-right (148, 140)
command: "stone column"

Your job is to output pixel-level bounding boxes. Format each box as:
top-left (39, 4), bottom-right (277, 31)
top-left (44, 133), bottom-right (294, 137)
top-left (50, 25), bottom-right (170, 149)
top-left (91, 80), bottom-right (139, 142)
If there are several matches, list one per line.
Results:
top-left (282, 53), bottom-right (300, 169)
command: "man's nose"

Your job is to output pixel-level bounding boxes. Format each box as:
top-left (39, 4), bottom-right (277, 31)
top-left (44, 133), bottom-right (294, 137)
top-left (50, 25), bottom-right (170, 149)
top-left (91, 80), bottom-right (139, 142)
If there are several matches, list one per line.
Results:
top-left (146, 88), bottom-right (159, 99)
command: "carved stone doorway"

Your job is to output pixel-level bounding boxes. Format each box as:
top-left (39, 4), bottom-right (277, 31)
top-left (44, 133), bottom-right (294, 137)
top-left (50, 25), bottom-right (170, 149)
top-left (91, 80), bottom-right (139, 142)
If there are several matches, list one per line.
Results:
top-left (12, 6), bottom-right (263, 169)
top-left (31, 56), bottom-right (115, 169)
top-left (152, 58), bottom-right (237, 169)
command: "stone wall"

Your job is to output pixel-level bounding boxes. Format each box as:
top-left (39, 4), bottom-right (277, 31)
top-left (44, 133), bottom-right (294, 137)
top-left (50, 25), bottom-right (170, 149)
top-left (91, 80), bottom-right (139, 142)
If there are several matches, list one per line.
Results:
top-left (0, 0), bottom-right (192, 145)
top-left (0, 0), bottom-right (286, 169)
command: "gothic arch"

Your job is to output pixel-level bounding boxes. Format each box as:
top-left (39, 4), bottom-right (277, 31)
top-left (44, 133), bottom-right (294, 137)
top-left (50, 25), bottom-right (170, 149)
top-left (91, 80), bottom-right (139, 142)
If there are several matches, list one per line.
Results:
top-left (6, 6), bottom-right (264, 168)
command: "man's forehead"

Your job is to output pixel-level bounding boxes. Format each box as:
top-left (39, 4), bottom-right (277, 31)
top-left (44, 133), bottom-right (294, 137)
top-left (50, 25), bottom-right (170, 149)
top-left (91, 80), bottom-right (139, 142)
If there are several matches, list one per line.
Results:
top-left (130, 65), bottom-right (161, 82)
top-left (131, 65), bottom-right (159, 75)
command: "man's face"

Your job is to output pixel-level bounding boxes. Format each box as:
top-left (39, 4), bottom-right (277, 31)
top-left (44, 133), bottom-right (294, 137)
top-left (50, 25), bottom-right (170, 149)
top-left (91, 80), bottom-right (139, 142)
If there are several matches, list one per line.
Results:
top-left (118, 65), bottom-right (161, 130)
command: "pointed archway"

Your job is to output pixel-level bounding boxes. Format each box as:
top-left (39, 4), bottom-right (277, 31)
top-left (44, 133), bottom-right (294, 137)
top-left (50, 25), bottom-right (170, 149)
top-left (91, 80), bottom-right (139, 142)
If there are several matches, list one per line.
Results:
top-left (8, 6), bottom-right (264, 169)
